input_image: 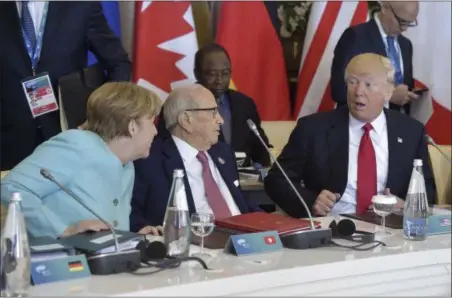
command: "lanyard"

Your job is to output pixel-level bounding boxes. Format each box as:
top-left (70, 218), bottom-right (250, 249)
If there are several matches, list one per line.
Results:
top-left (21, 2), bottom-right (49, 75)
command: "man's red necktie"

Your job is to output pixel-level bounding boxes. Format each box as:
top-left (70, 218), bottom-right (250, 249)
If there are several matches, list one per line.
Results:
top-left (356, 123), bottom-right (377, 215)
top-left (196, 151), bottom-right (232, 219)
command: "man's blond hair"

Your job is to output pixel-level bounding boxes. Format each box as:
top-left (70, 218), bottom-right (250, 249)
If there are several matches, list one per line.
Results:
top-left (86, 82), bottom-right (161, 140)
top-left (345, 53), bottom-right (395, 85)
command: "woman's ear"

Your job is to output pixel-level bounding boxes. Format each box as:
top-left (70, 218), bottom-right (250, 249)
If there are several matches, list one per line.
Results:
top-left (128, 119), bottom-right (138, 136)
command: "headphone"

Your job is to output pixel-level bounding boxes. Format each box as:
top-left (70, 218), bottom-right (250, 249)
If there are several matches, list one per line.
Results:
top-left (329, 218), bottom-right (376, 243)
top-left (328, 219), bottom-right (386, 251)
top-left (132, 238), bottom-right (209, 275)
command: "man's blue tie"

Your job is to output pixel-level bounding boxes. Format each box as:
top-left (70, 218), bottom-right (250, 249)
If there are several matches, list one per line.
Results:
top-left (21, 1), bottom-right (37, 53)
top-left (386, 36), bottom-right (404, 85)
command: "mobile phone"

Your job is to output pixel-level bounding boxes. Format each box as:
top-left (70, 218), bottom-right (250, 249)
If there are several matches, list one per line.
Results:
top-left (413, 88), bottom-right (429, 95)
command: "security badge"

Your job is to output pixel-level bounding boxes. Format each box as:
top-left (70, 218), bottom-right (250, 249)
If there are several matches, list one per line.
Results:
top-left (21, 73), bottom-right (59, 118)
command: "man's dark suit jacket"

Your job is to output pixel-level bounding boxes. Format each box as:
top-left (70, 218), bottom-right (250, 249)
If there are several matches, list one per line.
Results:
top-left (157, 89), bottom-right (272, 166)
top-left (0, 2), bottom-right (131, 170)
top-left (264, 106), bottom-right (436, 219)
top-left (330, 18), bottom-right (414, 113)
top-left (130, 136), bottom-right (261, 232)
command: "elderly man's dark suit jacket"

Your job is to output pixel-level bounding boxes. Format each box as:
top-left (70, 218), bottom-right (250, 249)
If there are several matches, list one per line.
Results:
top-left (130, 136), bottom-right (261, 231)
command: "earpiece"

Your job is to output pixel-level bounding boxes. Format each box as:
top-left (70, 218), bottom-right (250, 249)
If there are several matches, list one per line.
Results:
top-left (135, 239), bottom-right (167, 263)
top-left (133, 238), bottom-right (209, 274)
top-left (329, 219), bottom-right (375, 243)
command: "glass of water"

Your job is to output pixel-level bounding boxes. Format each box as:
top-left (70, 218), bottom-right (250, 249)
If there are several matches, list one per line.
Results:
top-left (371, 194), bottom-right (397, 236)
top-left (190, 213), bottom-right (215, 257)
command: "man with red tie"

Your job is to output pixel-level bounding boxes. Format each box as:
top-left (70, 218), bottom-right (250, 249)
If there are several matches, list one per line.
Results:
top-left (264, 53), bottom-right (435, 218)
top-left (130, 84), bottom-right (260, 231)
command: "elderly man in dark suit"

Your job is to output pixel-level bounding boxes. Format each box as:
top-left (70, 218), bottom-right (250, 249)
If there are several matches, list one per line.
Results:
top-left (331, 1), bottom-right (420, 114)
top-left (0, 1), bottom-right (131, 170)
top-left (265, 53), bottom-right (435, 218)
top-left (130, 84), bottom-right (260, 231)
top-left (158, 44), bottom-right (271, 167)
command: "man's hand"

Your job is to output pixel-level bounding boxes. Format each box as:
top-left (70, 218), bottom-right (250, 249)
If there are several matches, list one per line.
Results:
top-left (60, 220), bottom-right (109, 238)
top-left (313, 190), bottom-right (341, 216)
top-left (383, 188), bottom-right (405, 209)
top-left (138, 225), bottom-right (163, 236)
top-left (390, 84), bottom-right (419, 106)
top-left (368, 188), bottom-right (405, 210)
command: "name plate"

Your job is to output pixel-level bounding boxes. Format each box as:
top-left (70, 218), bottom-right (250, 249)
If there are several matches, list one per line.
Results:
top-left (427, 214), bottom-right (451, 235)
top-left (31, 254), bottom-right (91, 285)
top-left (224, 231), bottom-right (283, 256)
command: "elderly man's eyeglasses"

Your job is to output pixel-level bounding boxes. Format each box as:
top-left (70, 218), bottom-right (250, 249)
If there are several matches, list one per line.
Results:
top-left (185, 107), bottom-right (219, 118)
top-left (389, 5), bottom-right (418, 28)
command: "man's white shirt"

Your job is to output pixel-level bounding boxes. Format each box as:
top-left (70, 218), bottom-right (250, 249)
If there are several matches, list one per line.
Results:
top-left (172, 136), bottom-right (241, 216)
top-left (330, 111), bottom-right (389, 215)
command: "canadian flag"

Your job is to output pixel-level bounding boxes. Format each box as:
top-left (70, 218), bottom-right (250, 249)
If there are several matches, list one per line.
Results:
top-left (132, 1), bottom-right (198, 100)
top-left (404, 2), bottom-right (451, 145)
top-left (294, 1), bottom-right (369, 119)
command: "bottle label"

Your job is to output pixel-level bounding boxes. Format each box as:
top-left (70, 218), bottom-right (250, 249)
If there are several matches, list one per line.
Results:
top-left (404, 218), bottom-right (428, 237)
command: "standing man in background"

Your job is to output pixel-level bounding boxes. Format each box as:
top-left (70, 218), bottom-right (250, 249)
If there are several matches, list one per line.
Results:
top-left (330, 1), bottom-right (420, 114)
top-left (0, 1), bottom-right (131, 170)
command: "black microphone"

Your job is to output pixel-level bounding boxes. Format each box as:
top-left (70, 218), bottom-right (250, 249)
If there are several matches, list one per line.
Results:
top-left (40, 168), bottom-right (141, 275)
top-left (425, 134), bottom-right (451, 163)
top-left (246, 119), bottom-right (332, 249)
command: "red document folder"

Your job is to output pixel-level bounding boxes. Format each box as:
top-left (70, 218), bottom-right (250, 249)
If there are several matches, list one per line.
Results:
top-left (215, 212), bottom-right (322, 236)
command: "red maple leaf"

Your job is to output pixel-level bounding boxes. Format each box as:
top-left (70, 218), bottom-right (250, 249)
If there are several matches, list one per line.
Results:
top-left (133, 2), bottom-right (193, 93)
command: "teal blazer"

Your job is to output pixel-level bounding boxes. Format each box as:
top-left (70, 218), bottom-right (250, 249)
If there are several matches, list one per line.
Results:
top-left (1, 130), bottom-right (134, 238)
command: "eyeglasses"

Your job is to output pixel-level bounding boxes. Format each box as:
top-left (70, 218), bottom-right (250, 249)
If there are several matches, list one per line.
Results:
top-left (389, 5), bottom-right (418, 28)
top-left (185, 107), bottom-right (219, 118)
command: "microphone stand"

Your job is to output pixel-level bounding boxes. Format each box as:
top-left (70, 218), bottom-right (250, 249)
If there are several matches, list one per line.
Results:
top-left (425, 135), bottom-right (452, 164)
top-left (40, 169), bottom-right (141, 275)
top-left (246, 120), bottom-right (332, 249)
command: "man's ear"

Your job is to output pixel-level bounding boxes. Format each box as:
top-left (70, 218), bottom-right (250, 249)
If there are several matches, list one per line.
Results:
top-left (178, 112), bottom-right (193, 132)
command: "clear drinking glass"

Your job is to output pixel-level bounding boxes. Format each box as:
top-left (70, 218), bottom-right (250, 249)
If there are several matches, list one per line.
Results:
top-left (372, 194), bottom-right (397, 236)
top-left (190, 213), bottom-right (215, 258)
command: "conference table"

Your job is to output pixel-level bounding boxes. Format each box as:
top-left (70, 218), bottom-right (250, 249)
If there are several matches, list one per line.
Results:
top-left (29, 215), bottom-right (452, 297)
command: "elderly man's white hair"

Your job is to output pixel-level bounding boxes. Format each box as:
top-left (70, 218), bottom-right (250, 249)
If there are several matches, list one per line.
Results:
top-left (163, 84), bottom-right (208, 130)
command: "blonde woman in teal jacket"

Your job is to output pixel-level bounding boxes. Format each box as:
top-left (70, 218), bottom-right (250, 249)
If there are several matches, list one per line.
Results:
top-left (1, 82), bottom-right (162, 239)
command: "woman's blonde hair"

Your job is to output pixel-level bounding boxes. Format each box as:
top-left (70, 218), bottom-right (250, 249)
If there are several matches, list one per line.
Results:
top-left (86, 82), bottom-right (161, 140)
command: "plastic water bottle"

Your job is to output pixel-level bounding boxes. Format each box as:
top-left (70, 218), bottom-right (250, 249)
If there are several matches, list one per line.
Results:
top-left (0, 193), bottom-right (31, 297)
top-left (163, 170), bottom-right (191, 258)
top-left (403, 159), bottom-right (429, 241)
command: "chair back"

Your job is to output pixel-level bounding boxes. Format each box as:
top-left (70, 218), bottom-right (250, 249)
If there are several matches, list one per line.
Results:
top-left (261, 121), bottom-right (296, 157)
top-left (428, 145), bottom-right (452, 205)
